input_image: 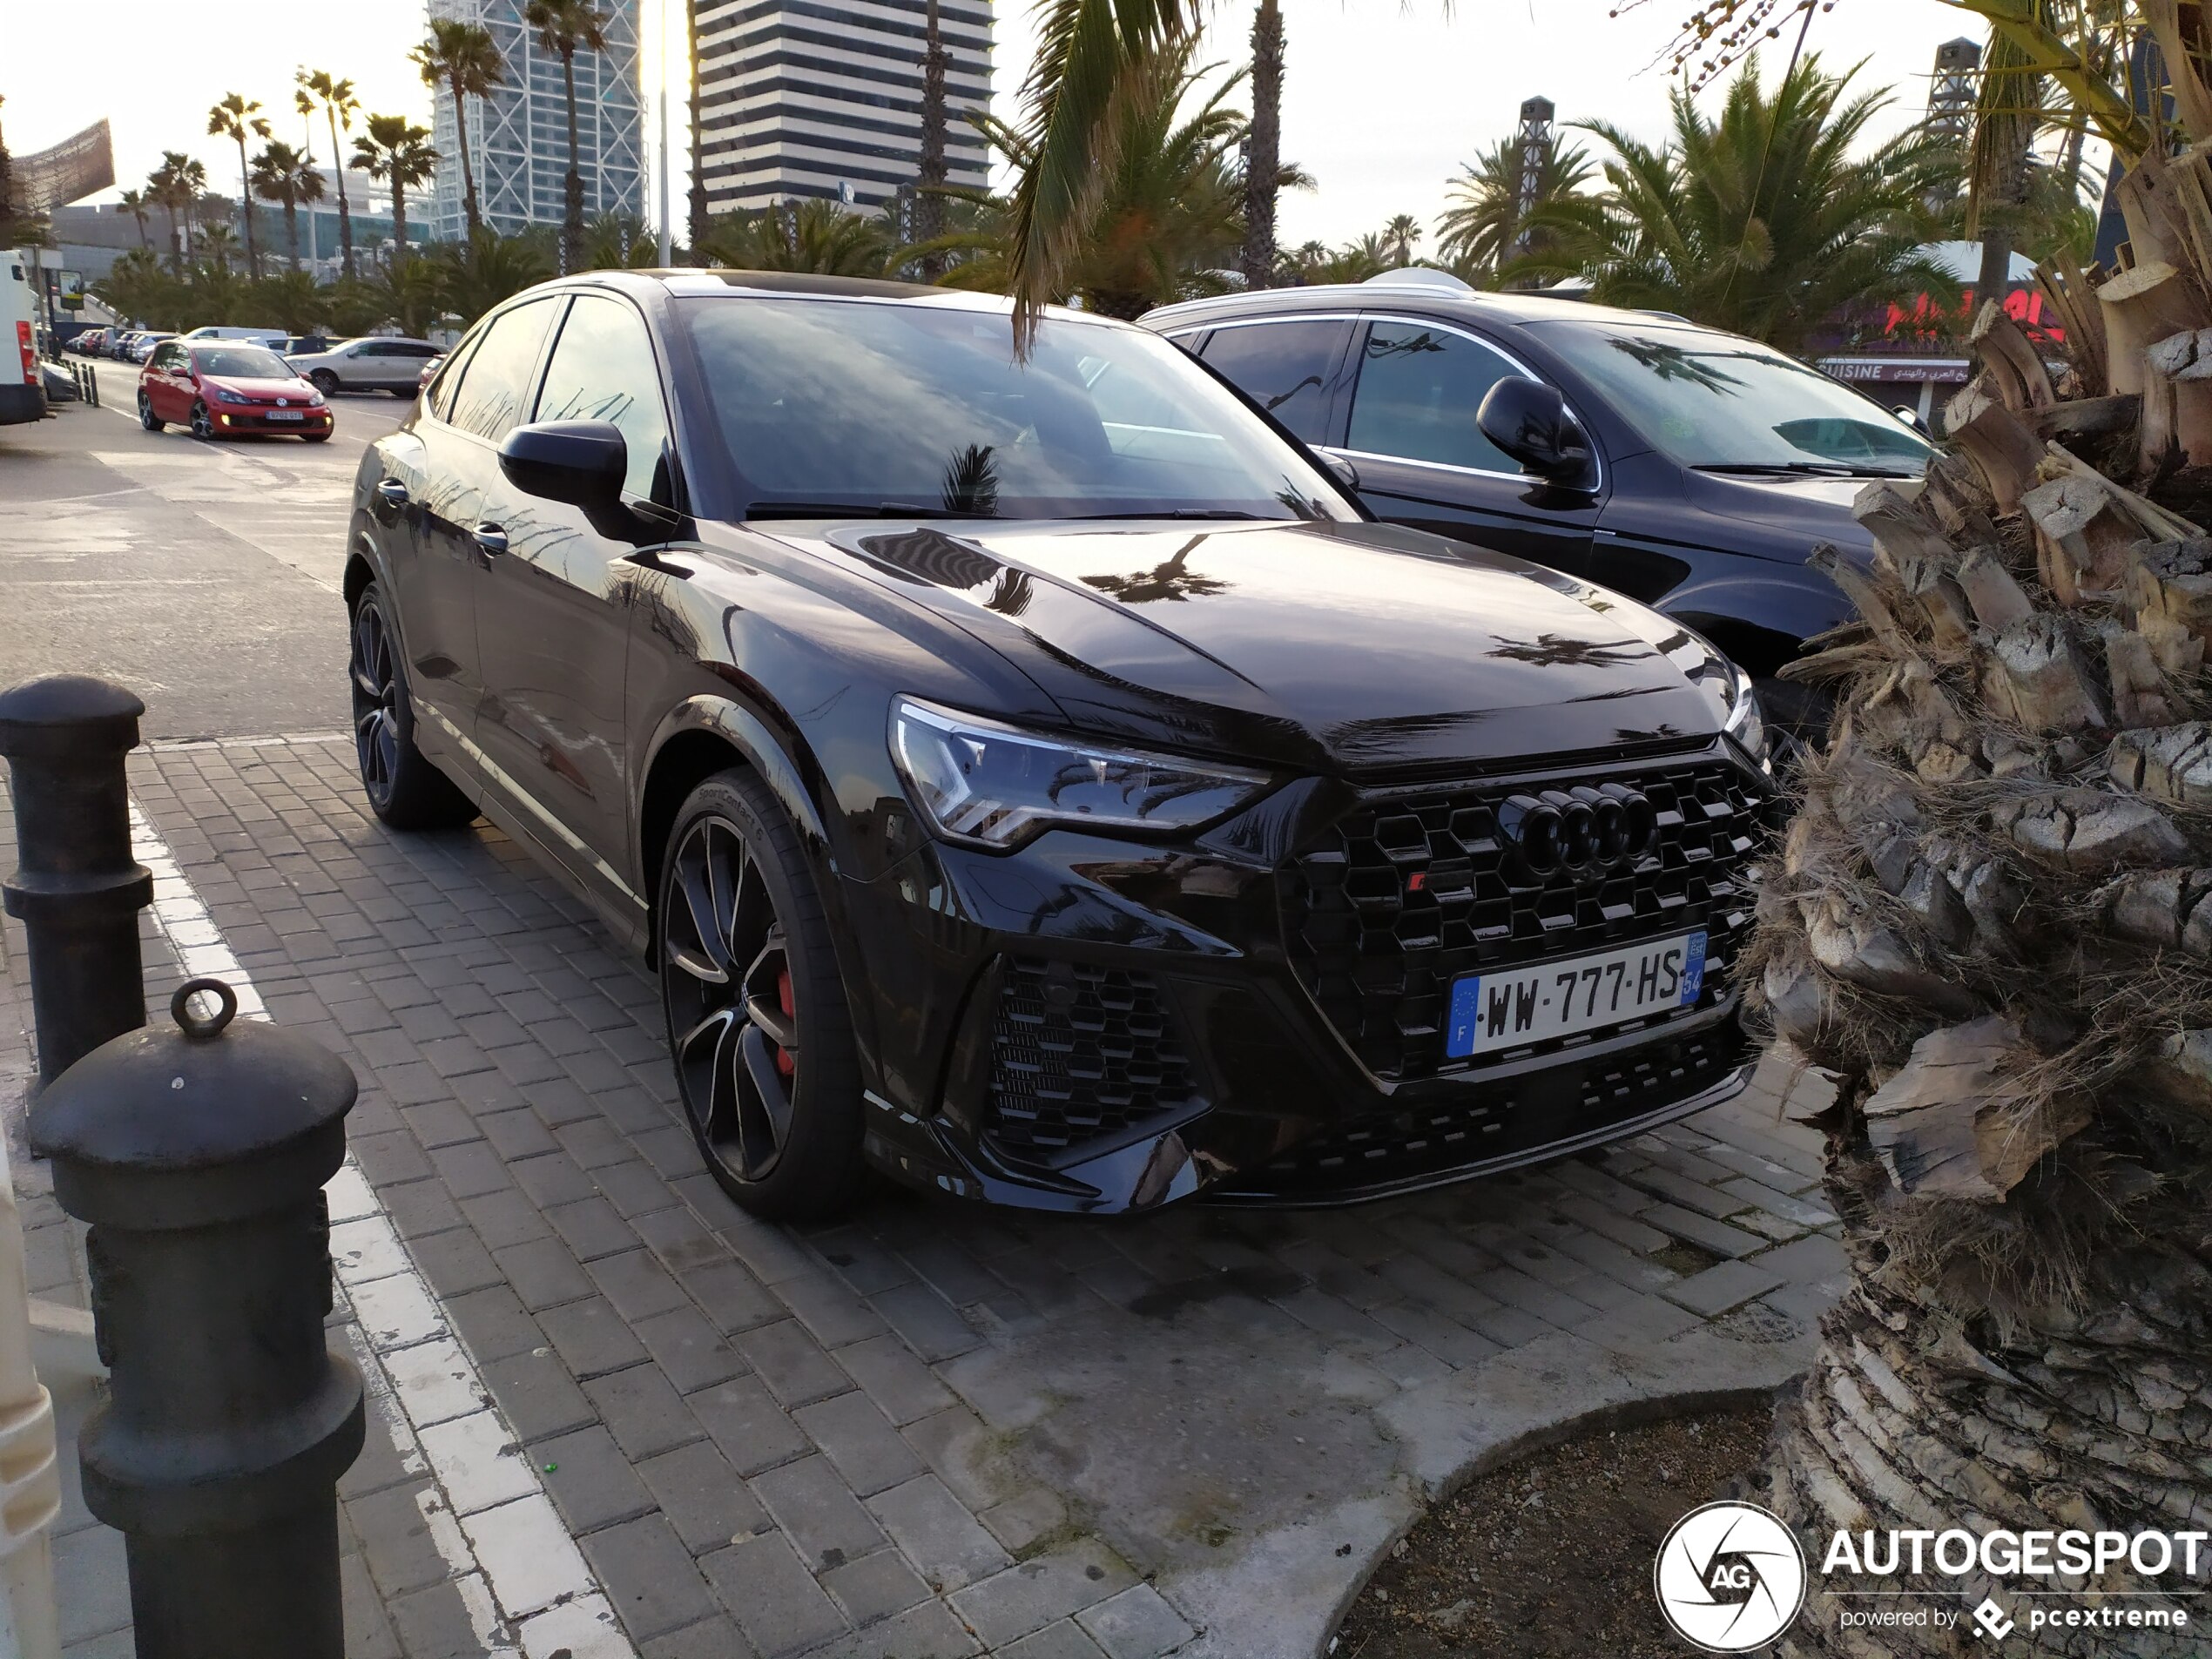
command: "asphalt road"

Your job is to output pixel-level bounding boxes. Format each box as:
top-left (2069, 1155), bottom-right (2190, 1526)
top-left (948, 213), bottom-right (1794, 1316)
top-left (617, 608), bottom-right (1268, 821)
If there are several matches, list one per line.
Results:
top-left (0, 357), bottom-right (409, 738)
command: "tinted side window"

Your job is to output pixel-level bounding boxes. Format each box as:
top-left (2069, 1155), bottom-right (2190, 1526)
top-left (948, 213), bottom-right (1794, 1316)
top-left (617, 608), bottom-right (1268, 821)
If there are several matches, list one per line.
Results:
top-left (424, 334), bottom-right (479, 422)
top-left (1197, 320), bottom-right (1347, 443)
top-left (447, 301), bottom-right (557, 442)
top-left (1347, 321), bottom-right (1521, 473)
top-left (533, 294), bottom-right (672, 502)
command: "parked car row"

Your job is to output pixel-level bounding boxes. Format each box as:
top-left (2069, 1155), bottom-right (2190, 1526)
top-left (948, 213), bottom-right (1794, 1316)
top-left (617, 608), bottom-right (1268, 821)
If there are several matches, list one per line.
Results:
top-left (343, 270), bottom-right (1784, 1224)
top-left (73, 326), bottom-right (435, 395)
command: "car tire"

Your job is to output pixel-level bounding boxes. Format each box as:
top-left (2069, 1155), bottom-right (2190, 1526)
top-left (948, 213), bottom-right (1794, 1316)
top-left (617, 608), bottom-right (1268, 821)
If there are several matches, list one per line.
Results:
top-left (309, 369), bottom-right (340, 395)
top-left (660, 769), bottom-right (866, 1223)
top-left (303, 430), bottom-right (332, 443)
top-left (138, 395), bottom-right (163, 433)
top-left (188, 401), bottom-right (215, 441)
top-left (348, 582), bottom-right (478, 831)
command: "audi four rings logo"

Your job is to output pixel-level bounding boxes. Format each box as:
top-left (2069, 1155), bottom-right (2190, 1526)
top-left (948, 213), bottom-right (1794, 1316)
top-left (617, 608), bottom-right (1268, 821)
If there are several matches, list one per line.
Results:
top-left (1499, 784), bottom-right (1656, 876)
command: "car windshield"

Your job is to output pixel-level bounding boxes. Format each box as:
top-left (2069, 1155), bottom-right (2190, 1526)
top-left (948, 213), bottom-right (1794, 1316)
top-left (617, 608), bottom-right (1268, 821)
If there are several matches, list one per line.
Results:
top-left (1528, 319), bottom-right (1931, 475)
top-left (192, 347), bottom-right (292, 380)
top-left (682, 297), bottom-right (1355, 520)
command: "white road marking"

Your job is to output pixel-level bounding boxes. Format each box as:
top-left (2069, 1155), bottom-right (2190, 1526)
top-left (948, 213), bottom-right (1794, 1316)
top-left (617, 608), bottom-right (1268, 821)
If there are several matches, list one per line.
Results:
top-left (127, 803), bottom-right (636, 1658)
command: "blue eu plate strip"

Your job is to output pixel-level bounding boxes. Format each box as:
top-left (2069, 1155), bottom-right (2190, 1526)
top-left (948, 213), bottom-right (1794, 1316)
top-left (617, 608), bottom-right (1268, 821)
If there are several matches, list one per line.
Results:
top-left (1680, 933), bottom-right (1706, 1006)
top-left (1447, 975), bottom-right (1483, 1058)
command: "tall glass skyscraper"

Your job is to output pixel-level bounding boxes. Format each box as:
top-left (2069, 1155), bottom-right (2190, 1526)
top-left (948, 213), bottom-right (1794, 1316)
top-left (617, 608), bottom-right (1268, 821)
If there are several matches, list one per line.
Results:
top-left (427, 0), bottom-right (647, 242)
top-left (695, 0), bottom-right (992, 213)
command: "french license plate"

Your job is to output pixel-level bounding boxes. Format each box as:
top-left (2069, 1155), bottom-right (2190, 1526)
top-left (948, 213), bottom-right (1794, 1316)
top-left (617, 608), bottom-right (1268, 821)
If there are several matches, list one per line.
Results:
top-left (1447, 932), bottom-right (1706, 1059)
top-left (266, 410), bottom-right (305, 421)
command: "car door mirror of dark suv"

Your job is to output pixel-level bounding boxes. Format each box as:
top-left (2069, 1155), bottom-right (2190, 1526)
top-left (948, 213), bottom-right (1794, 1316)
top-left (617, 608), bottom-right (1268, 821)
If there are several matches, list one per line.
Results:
top-left (501, 418), bottom-right (627, 509)
top-left (1477, 377), bottom-right (1595, 489)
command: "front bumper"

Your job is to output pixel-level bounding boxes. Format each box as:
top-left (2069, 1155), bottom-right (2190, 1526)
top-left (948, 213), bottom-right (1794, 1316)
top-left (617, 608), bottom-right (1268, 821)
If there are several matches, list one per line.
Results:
top-left (843, 738), bottom-right (1774, 1214)
top-left (212, 406), bottom-right (333, 434)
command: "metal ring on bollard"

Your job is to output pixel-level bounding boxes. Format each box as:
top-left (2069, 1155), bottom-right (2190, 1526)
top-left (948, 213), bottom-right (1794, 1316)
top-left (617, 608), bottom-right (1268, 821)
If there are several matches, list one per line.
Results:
top-left (170, 980), bottom-right (238, 1041)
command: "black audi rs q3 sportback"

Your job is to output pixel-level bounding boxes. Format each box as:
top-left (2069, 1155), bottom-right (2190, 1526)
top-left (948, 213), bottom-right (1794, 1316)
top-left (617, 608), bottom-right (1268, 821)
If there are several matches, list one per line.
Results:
top-left (343, 271), bottom-right (1777, 1221)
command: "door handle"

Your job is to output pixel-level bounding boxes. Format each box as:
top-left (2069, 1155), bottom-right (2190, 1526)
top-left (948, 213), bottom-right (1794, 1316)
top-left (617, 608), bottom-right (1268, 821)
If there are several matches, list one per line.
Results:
top-left (472, 523), bottom-right (509, 557)
top-left (375, 478), bottom-right (409, 507)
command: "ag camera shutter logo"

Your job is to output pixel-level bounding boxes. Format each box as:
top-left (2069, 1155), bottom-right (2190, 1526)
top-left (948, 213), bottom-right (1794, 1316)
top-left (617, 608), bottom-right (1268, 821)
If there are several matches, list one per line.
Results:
top-left (1654, 1501), bottom-right (1808, 1651)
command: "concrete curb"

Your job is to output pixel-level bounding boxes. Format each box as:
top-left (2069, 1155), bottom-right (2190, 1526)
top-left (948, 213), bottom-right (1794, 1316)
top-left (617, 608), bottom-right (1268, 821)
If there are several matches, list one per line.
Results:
top-left (1169, 1324), bottom-right (1813, 1659)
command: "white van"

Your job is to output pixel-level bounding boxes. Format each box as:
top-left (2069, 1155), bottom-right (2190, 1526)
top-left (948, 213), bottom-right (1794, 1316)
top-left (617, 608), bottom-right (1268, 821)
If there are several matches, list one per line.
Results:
top-left (180, 325), bottom-right (287, 348)
top-left (2, 253), bottom-right (45, 427)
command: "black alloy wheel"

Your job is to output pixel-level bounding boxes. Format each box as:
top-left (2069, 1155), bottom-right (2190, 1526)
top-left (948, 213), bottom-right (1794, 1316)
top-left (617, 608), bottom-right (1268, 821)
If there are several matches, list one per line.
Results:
top-left (347, 583), bottom-right (477, 830)
top-left (661, 771), bottom-right (863, 1220)
top-left (188, 400), bottom-right (214, 441)
top-left (138, 395), bottom-right (162, 432)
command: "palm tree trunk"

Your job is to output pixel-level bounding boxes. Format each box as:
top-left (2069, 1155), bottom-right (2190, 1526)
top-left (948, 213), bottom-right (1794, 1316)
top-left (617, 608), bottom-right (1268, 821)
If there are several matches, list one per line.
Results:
top-left (1754, 129), bottom-right (2212, 1652)
top-left (393, 179), bottom-right (409, 263)
top-left (163, 205), bottom-right (181, 273)
top-left (687, 0), bottom-right (709, 255)
top-left (560, 50), bottom-right (583, 275)
top-left (453, 73), bottom-right (482, 238)
top-left (916, 0), bottom-right (949, 277)
top-left (284, 198), bottom-right (300, 267)
top-left (328, 106), bottom-right (355, 279)
top-left (234, 134), bottom-right (259, 277)
top-left (1240, 0), bottom-right (1282, 291)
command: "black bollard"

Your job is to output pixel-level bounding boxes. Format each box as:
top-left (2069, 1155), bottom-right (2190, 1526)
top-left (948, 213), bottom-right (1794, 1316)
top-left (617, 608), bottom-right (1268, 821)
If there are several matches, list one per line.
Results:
top-left (30, 979), bottom-right (366, 1659)
top-left (0, 675), bottom-right (153, 1084)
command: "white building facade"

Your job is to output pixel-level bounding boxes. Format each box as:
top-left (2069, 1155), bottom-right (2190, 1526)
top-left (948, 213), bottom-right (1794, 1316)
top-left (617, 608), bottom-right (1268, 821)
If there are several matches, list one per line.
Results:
top-left (427, 0), bottom-right (648, 241)
top-left (695, 0), bottom-right (992, 214)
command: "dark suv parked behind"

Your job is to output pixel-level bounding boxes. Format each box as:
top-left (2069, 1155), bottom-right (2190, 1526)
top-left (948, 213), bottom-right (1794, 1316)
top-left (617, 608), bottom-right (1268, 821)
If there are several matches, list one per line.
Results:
top-left (1143, 273), bottom-right (1932, 735)
top-left (345, 271), bottom-right (1775, 1221)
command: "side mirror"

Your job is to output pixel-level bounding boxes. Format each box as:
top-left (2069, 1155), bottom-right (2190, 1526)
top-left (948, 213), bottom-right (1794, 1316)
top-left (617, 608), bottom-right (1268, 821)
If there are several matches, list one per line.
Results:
top-left (499, 420), bottom-right (628, 519)
top-left (1320, 451), bottom-right (1360, 492)
top-left (1477, 376), bottom-right (1595, 488)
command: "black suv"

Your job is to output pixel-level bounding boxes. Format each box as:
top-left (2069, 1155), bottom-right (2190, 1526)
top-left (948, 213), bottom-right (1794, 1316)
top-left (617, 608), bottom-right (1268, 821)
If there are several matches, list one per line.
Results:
top-left (1143, 274), bottom-right (1932, 736)
top-left (345, 271), bottom-right (1774, 1220)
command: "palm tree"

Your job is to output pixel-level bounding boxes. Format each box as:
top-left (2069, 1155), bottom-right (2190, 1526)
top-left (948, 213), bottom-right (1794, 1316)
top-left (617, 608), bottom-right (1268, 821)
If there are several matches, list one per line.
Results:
top-left (926, 42), bottom-right (1249, 319)
top-left (412, 19), bottom-right (504, 239)
top-left (1521, 55), bottom-right (1958, 356)
top-left (354, 115), bottom-right (439, 264)
top-left (208, 93), bottom-right (273, 276)
top-left (914, 0), bottom-right (951, 272)
top-left (299, 71), bottom-right (361, 278)
top-left (700, 199), bottom-right (894, 276)
top-left (117, 188), bottom-right (152, 251)
top-left (1379, 212), bottom-right (1422, 267)
top-left (1435, 132), bottom-right (1596, 287)
top-left (195, 220), bottom-right (241, 273)
top-left (523, 0), bottom-right (612, 274)
top-left (435, 228), bottom-right (556, 327)
top-left (1239, 0), bottom-right (1283, 290)
top-left (150, 152), bottom-right (209, 274)
top-left (585, 211), bottom-right (659, 269)
top-left (252, 141), bottom-right (325, 270)
top-left (1000, 0), bottom-right (1200, 341)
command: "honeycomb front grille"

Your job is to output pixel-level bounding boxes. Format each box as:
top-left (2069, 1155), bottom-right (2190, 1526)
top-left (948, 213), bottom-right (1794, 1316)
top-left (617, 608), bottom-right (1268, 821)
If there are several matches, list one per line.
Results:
top-left (987, 959), bottom-right (1199, 1158)
top-left (1280, 759), bottom-right (1764, 1082)
top-left (1232, 1024), bottom-right (1750, 1197)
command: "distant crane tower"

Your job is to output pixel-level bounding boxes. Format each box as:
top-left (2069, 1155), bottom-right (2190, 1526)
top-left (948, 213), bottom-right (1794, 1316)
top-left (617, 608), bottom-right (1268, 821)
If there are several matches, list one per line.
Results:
top-left (1927, 37), bottom-right (1981, 146)
top-left (1511, 96), bottom-right (1556, 261)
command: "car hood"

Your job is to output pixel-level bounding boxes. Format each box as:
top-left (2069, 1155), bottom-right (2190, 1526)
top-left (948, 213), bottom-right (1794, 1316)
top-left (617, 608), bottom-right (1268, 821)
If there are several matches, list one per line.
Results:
top-left (765, 517), bottom-right (1730, 775)
top-left (1679, 467), bottom-right (1890, 556)
top-left (202, 375), bottom-right (315, 399)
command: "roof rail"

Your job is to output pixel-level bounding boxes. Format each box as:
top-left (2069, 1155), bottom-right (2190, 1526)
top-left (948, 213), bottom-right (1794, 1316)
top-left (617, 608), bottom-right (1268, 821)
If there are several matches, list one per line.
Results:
top-left (1359, 267), bottom-right (1475, 293)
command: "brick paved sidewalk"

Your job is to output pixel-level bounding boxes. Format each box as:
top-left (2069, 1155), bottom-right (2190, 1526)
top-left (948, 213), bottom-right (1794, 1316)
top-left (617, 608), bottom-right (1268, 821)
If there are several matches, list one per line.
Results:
top-left (1, 735), bottom-right (1847, 1658)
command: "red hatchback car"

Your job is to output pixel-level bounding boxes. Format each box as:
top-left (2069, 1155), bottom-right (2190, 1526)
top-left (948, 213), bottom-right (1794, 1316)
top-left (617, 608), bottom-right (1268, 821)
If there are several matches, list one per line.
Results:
top-left (138, 340), bottom-right (333, 442)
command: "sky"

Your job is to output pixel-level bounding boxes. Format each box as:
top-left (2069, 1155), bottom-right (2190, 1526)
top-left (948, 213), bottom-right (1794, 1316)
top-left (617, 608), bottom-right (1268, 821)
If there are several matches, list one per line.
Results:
top-left (3, 0), bottom-right (1979, 249)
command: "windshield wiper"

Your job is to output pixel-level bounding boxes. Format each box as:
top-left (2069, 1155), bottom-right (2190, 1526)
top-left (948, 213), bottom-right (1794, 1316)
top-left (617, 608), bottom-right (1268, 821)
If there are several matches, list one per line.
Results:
top-left (1694, 462), bottom-right (1919, 479)
top-left (743, 502), bottom-right (978, 520)
top-left (1066, 509), bottom-right (1269, 521)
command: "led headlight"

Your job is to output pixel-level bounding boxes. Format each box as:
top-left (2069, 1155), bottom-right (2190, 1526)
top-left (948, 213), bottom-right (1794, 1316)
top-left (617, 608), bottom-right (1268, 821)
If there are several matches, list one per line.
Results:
top-left (890, 697), bottom-right (1271, 850)
top-left (306, 389), bottom-right (326, 407)
top-left (1716, 662), bottom-right (1767, 764)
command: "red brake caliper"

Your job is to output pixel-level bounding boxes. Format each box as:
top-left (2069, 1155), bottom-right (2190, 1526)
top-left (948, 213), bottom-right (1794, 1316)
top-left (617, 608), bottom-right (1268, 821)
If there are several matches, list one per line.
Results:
top-left (774, 968), bottom-right (796, 1077)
